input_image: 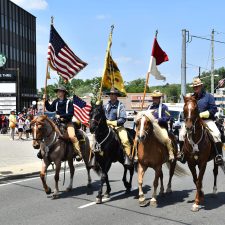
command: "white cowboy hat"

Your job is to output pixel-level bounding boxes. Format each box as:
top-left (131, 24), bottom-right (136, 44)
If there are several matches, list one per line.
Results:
top-left (189, 78), bottom-right (203, 87)
top-left (150, 90), bottom-right (163, 98)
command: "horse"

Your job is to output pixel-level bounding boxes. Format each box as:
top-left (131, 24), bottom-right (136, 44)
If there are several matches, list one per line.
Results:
top-left (31, 115), bottom-right (96, 198)
top-left (135, 110), bottom-right (187, 207)
top-left (89, 102), bottom-right (135, 204)
top-left (183, 95), bottom-right (221, 212)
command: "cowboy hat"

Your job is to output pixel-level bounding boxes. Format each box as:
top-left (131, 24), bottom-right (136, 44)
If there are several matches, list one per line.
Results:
top-left (106, 87), bottom-right (121, 96)
top-left (54, 86), bottom-right (69, 94)
top-left (189, 78), bottom-right (203, 87)
top-left (150, 90), bottom-right (163, 98)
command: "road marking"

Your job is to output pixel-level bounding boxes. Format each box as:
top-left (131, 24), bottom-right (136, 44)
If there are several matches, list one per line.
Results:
top-left (0, 167), bottom-right (85, 188)
top-left (78, 187), bottom-right (138, 209)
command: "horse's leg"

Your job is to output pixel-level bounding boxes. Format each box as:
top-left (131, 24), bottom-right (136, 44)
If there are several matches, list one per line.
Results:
top-left (166, 160), bottom-right (176, 193)
top-left (159, 170), bottom-right (164, 196)
top-left (213, 160), bottom-right (218, 195)
top-left (52, 160), bottom-right (61, 199)
top-left (138, 163), bottom-right (148, 207)
top-left (150, 167), bottom-right (161, 207)
top-left (87, 167), bottom-right (92, 188)
top-left (103, 163), bottom-right (112, 198)
top-left (192, 163), bottom-right (207, 212)
top-left (66, 158), bottom-right (75, 192)
top-left (127, 166), bottom-right (134, 193)
top-left (40, 160), bottom-right (51, 195)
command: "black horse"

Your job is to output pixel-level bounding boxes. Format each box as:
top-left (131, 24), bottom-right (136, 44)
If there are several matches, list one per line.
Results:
top-left (89, 102), bottom-right (135, 204)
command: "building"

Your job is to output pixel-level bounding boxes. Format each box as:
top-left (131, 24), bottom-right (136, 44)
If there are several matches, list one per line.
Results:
top-left (214, 88), bottom-right (225, 108)
top-left (0, 0), bottom-right (36, 114)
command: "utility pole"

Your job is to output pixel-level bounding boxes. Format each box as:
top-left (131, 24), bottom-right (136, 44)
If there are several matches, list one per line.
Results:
top-left (198, 66), bottom-right (201, 78)
top-left (181, 29), bottom-right (187, 101)
top-left (211, 29), bottom-right (214, 94)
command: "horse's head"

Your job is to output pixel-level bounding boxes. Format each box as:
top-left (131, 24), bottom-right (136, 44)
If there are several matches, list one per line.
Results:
top-left (30, 115), bottom-right (48, 149)
top-left (89, 101), bottom-right (106, 134)
top-left (183, 95), bottom-right (199, 131)
top-left (135, 111), bottom-right (154, 142)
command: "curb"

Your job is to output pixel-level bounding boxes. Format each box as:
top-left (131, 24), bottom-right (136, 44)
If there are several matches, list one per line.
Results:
top-left (0, 162), bottom-right (85, 182)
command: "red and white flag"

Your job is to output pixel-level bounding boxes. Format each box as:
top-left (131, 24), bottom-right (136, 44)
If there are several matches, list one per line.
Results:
top-left (148, 38), bottom-right (169, 81)
top-left (218, 78), bottom-right (225, 87)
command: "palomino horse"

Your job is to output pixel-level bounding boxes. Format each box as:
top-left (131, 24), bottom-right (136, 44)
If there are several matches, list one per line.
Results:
top-left (31, 115), bottom-right (95, 198)
top-left (89, 102), bottom-right (135, 204)
top-left (135, 111), bottom-right (187, 207)
top-left (183, 95), bottom-right (220, 212)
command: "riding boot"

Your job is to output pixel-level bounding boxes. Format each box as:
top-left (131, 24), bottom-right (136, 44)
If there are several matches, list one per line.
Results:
top-left (166, 139), bottom-right (175, 161)
top-left (37, 150), bottom-right (43, 159)
top-left (215, 142), bottom-right (224, 165)
top-left (177, 141), bottom-right (186, 164)
top-left (72, 139), bottom-right (83, 162)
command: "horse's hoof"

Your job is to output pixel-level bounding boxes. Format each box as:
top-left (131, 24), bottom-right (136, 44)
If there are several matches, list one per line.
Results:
top-left (126, 188), bottom-right (131, 194)
top-left (166, 188), bottom-right (172, 194)
top-left (150, 199), bottom-right (158, 207)
top-left (52, 194), bottom-right (59, 199)
top-left (45, 187), bottom-right (52, 195)
top-left (139, 199), bottom-right (149, 207)
top-left (96, 197), bottom-right (102, 204)
top-left (213, 186), bottom-right (217, 195)
top-left (103, 193), bottom-right (110, 199)
top-left (66, 187), bottom-right (72, 192)
top-left (191, 203), bottom-right (199, 212)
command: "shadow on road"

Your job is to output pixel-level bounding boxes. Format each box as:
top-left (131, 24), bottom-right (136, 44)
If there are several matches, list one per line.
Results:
top-left (203, 192), bottom-right (225, 210)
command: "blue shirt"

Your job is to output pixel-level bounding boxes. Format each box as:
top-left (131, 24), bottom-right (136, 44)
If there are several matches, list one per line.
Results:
top-left (194, 90), bottom-right (217, 120)
top-left (148, 103), bottom-right (170, 124)
top-left (45, 98), bottom-right (74, 121)
top-left (104, 100), bottom-right (127, 126)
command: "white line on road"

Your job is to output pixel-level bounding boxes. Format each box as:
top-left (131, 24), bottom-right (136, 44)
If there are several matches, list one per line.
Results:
top-left (78, 187), bottom-right (138, 209)
top-left (0, 167), bottom-right (86, 188)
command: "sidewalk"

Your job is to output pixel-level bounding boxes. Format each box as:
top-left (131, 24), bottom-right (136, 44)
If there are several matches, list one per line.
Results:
top-left (0, 135), bottom-right (84, 179)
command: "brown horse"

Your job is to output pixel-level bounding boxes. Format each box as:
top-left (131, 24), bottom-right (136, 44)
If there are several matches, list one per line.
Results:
top-left (31, 115), bottom-right (96, 198)
top-left (183, 95), bottom-right (221, 211)
top-left (135, 111), bottom-right (187, 207)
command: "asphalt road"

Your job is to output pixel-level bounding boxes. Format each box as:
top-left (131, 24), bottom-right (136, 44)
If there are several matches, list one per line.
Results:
top-left (1, 160), bottom-right (225, 225)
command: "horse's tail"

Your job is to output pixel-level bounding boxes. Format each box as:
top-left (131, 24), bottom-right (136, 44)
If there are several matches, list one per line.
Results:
top-left (165, 162), bottom-right (190, 177)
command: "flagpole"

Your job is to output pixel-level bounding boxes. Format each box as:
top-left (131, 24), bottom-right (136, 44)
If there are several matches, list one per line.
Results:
top-left (98, 25), bottom-right (114, 101)
top-left (43, 16), bottom-right (54, 114)
top-left (140, 30), bottom-right (158, 110)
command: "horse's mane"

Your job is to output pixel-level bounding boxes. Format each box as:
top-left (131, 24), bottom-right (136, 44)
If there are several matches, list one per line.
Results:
top-left (135, 110), bottom-right (168, 144)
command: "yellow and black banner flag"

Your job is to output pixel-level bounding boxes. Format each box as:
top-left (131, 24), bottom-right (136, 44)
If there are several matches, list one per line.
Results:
top-left (101, 26), bottom-right (126, 95)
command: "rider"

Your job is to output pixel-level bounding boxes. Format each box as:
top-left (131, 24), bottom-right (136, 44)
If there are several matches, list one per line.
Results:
top-left (104, 87), bottom-right (132, 166)
top-left (147, 90), bottom-right (175, 161)
top-left (178, 78), bottom-right (224, 165)
top-left (37, 86), bottom-right (83, 161)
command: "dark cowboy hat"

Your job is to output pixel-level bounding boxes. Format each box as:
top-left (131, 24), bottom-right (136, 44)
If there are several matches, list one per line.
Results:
top-left (106, 87), bottom-right (121, 96)
top-left (54, 86), bottom-right (69, 94)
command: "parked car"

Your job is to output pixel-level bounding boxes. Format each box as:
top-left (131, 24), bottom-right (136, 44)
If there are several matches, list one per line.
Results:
top-left (36, 111), bottom-right (56, 119)
top-left (126, 110), bottom-right (136, 121)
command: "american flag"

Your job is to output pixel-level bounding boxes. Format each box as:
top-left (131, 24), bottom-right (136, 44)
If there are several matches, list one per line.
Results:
top-left (218, 78), bottom-right (225, 87)
top-left (48, 25), bottom-right (87, 81)
top-left (73, 95), bottom-right (92, 126)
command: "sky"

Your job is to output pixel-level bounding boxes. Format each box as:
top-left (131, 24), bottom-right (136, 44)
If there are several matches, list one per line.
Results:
top-left (11, 0), bottom-right (225, 89)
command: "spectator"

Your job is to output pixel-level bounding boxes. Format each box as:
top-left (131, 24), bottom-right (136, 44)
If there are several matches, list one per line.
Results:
top-left (1, 114), bottom-right (8, 134)
top-left (24, 115), bottom-right (31, 140)
top-left (17, 112), bottom-right (25, 140)
top-left (9, 110), bottom-right (17, 140)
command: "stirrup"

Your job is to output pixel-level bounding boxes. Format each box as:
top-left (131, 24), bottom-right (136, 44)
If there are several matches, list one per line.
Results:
top-left (215, 155), bottom-right (224, 165)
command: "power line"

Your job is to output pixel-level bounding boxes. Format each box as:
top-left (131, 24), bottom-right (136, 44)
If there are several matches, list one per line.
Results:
top-left (190, 35), bottom-right (225, 44)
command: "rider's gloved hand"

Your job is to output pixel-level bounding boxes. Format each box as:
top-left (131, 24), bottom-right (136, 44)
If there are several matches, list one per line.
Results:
top-left (55, 114), bottom-right (61, 119)
top-left (107, 120), bottom-right (117, 127)
top-left (199, 111), bottom-right (210, 119)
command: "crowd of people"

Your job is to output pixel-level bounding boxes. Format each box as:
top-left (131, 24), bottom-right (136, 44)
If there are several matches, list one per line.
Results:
top-left (0, 107), bottom-right (36, 141)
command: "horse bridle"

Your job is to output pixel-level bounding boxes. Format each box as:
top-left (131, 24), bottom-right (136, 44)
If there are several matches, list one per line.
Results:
top-left (137, 115), bottom-right (150, 141)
